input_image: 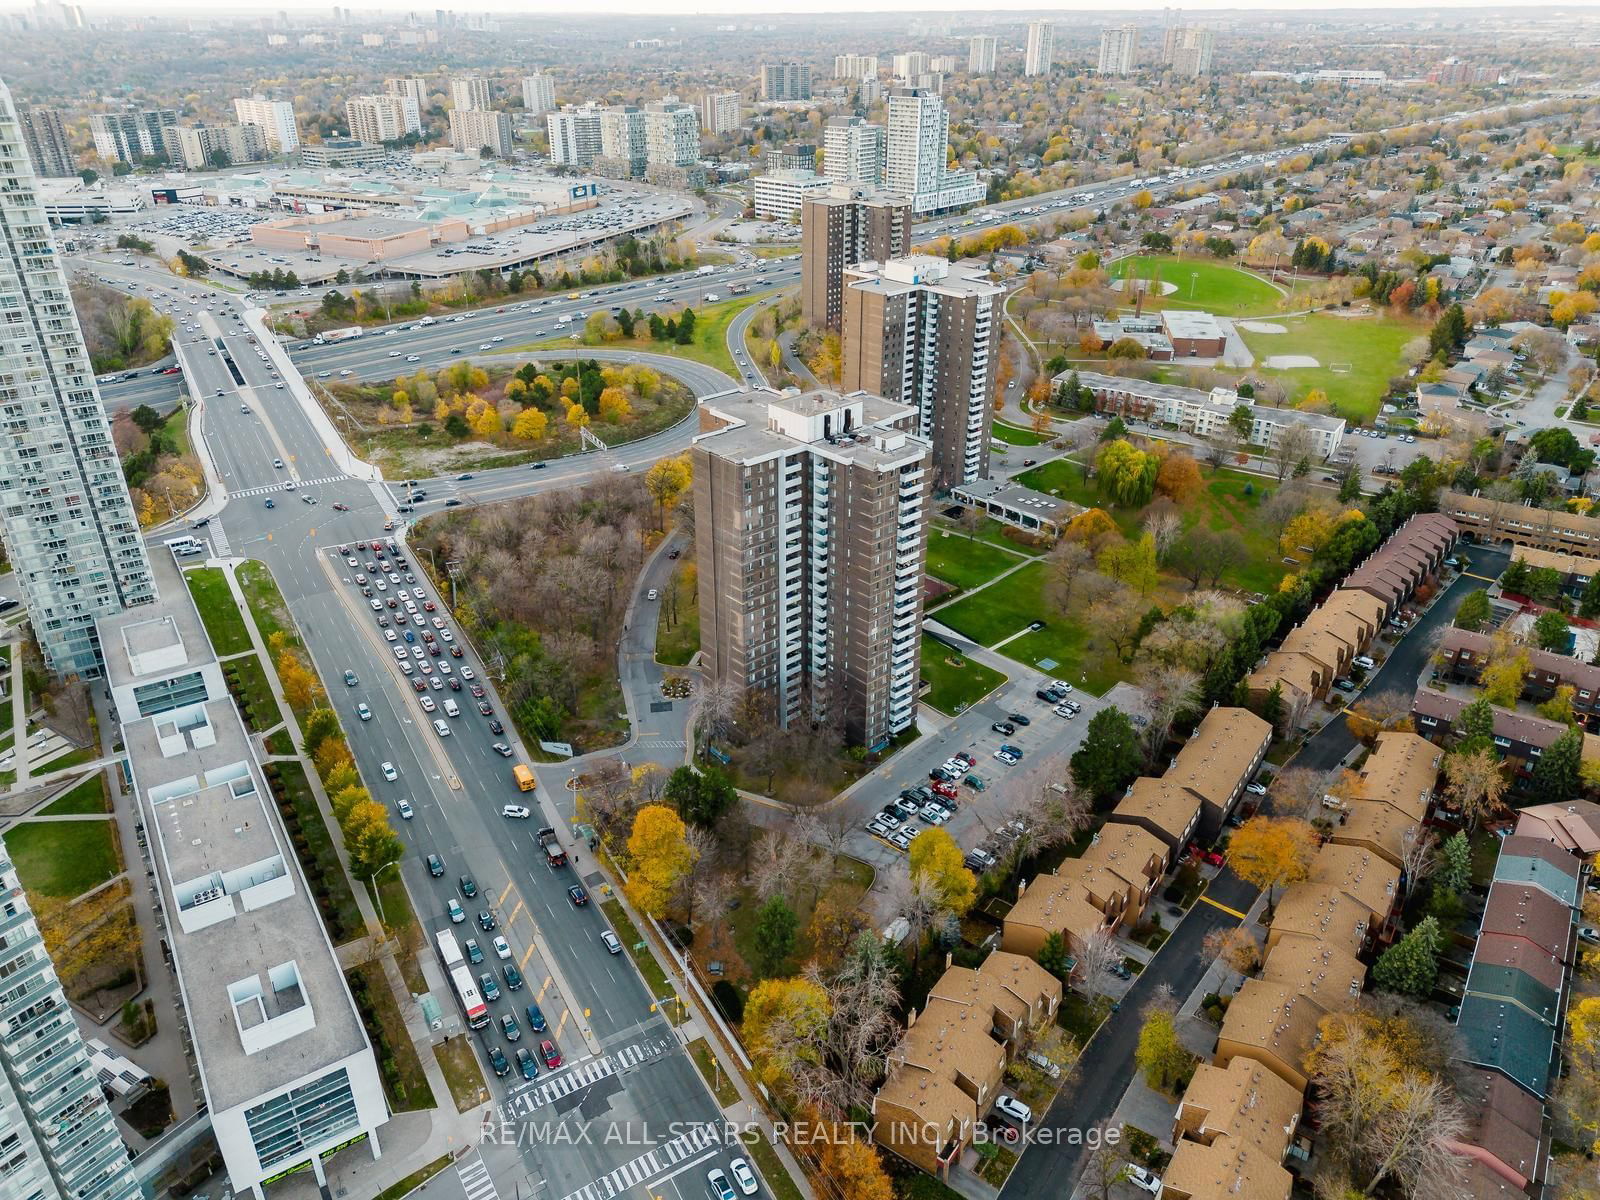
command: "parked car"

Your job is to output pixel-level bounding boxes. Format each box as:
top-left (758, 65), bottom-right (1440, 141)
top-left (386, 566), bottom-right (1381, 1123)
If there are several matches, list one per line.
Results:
top-left (994, 1094), bottom-right (1032, 1124)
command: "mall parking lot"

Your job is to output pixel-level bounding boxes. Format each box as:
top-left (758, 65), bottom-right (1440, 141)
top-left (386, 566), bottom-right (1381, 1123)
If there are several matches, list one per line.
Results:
top-left (843, 674), bottom-right (1120, 874)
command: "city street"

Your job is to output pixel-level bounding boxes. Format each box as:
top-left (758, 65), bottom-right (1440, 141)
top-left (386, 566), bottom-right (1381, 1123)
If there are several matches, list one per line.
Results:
top-left (149, 290), bottom-right (745, 1199)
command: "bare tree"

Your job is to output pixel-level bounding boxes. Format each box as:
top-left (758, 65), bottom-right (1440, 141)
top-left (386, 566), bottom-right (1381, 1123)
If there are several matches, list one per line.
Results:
top-left (1267, 423), bottom-right (1317, 483)
top-left (1075, 927), bottom-right (1121, 1001)
top-left (1269, 765), bottom-right (1334, 820)
top-left (795, 938), bottom-right (904, 1116)
top-left (1200, 925), bottom-right (1260, 976)
top-left (1134, 662), bottom-right (1201, 753)
top-left (693, 676), bottom-right (741, 755)
top-left (692, 871), bottom-right (735, 955)
top-left (1399, 827), bottom-right (1437, 892)
top-left (1003, 777), bottom-right (1094, 882)
top-left (1142, 501), bottom-right (1184, 563)
top-left (1046, 541), bottom-right (1096, 611)
top-left (1079, 1124), bottom-right (1134, 1200)
top-left (751, 829), bottom-right (811, 903)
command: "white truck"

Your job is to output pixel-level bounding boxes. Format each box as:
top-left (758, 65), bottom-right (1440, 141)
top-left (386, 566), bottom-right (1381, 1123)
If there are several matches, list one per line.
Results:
top-left (313, 326), bottom-right (363, 345)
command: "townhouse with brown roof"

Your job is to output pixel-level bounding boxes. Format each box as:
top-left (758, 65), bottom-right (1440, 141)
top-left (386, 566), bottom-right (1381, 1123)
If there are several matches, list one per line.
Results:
top-left (1163, 706), bottom-right (1272, 840)
top-left (1341, 512), bottom-right (1458, 617)
top-left (1264, 883), bottom-right (1374, 958)
top-left (1000, 864), bottom-right (1127, 961)
top-left (1163, 1058), bottom-right (1302, 1200)
top-left (1437, 627), bottom-right (1600, 730)
top-left (1443, 489), bottom-right (1600, 556)
top-left (872, 952), bottom-right (1060, 1175)
top-left (1257, 932), bottom-right (1366, 1008)
top-left (1109, 776), bottom-right (1203, 853)
top-left (1079, 822), bottom-right (1167, 914)
top-left (1350, 730), bottom-right (1440, 823)
top-left (1496, 545), bottom-right (1597, 598)
top-left (1245, 588), bottom-right (1382, 721)
top-left (1213, 977), bottom-right (1330, 1093)
top-left (1515, 799), bottom-right (1600, 859)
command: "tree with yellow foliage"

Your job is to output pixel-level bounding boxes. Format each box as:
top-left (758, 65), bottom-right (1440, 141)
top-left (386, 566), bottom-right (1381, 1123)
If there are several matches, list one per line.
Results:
top-left (645, 455), bottom-right (692, 528)
top-left (1133, 189), bottom-right (1153, 209)
top-left (511, 408), bottom-right (548, 441)
top-left (1559, 995), bottom-right (1600, 1154)
top-left (908, 828), bottom-right (976, 917)
top-left (1280, 507), bottom-right (1335, 558)
top-left (813, 1126), bottom-right (894, 1200)
top-left (564, 401), bottom-right (589, 429)
top-left (278, 652), bottom-right (322, 712)
top-left (742, 977), bottom-right (829, 1089)
top-left (1227, 815), bottom-right (1317, 915)
top-left (469, 404), bottom-right (501, 439)
top-left (1480, 634), bottom-right (1531, 708)
top-left (597, 387), bottom-right (632, 424)
top-left (1063, 507), bottom-right (1121, 553)
top-left (624, 804), bottom-right (696, 918)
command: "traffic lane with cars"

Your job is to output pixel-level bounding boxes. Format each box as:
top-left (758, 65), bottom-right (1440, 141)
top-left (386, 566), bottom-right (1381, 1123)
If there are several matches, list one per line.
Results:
top-left (315, 540), bottom-right (653, 1075)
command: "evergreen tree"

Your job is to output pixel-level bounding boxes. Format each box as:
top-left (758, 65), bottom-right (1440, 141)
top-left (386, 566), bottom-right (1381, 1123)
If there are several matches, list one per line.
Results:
top-left (1037, 931), bottom-right (1073, 980)
top-left (1579, 572), bottom-right (1600, 620)
top-left (751, 897), bottom-right (797, 978)
top-left (1436, 830), bottom-right (1472, 896)
top-left (1530, 727), bottom-right (1583, 803)
top-left (1260, 681), bottom-right (1285, 730)
top-left (1454, 589), bottom-right (1492, 632)
top-left (1070, 708), bottom-right (1144, 804)
top-left (1455, 696), bottom-right (1496, 755)
top-left (1372, 917), bottom-right (1443, 997)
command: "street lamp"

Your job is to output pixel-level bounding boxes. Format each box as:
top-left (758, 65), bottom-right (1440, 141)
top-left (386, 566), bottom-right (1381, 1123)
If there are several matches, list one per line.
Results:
top-left (371, 858), bottom-right (402, 924)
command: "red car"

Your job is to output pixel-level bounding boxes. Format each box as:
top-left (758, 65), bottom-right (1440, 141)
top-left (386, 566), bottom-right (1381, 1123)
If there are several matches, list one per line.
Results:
top-left (411, 679), bottom-right (426, 692)
top-left (427, 644), bottom-right (441, 657)
top-left (332, 502), bottom-right (349, 511)
top-left (540, 1039), bottom-right (561, 1068)
top-left (477, 700), bottom-right (493, 716)
top-left (450, 646), bottom-right (463, 658)
top-left (470, 685), bottom-right (485, 698)
top-left (1203, 850), bottom-right (1225, 867)
top-left (931, 780), bottom-right (958, 801)
top-left (424, 600), bottom-right (436, 611)
top-left (370, 541), bottom-right (383, 552)
top-left (954, 752), bottom-right (975, 767)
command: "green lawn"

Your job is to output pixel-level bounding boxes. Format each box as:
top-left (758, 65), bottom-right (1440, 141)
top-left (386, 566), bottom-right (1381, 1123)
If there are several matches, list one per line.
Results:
top-left (920, 637), bottom-right (1008, 715)
top-left (924, 530), bottom-right (1026, 590)
top-left (1240, 311), bottom-right (1426, 423)
top-left (39, 773), bottom-right (110, 816)
top-left (990, 422), bottom-right (1052, 446)
top-left (655, 561), bottom-right (700, 668)
top-left (7, 820), bottom-right (121, 898)
top-left (521, 294), bottom-right (761, 379)
top-left (185, 567), bottom-right (252, 657)
top-left (223, 654), bottom-right (281, 733)
top-left (687, 1036), bottom-right (739, 1106)
top-left (34, 745), bottom-right (98, 773)
top-left (742, 1128), bottom-right (806, 1200)
top-left (0, 645), bottom-right (13, 743)
top-left (932, 560), bottom-right (1128, 694)
top-left (434, 1037), bottom-right (489, 1113)
top-left (1109, 254), bottom-right (1282, 317)
top-left (237, 560), bottom-right (298, 649)
top-left (601, 897), bottom-right (679, 1014)
top-left (935, 515), bottom-right (1047, 557)
top-left (1013, 461), bottom-right (1288, 596)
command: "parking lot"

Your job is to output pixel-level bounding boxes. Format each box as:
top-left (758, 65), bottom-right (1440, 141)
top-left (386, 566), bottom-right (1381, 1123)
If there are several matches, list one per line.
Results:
top-left (832, 663), bottom-right (1141, 881)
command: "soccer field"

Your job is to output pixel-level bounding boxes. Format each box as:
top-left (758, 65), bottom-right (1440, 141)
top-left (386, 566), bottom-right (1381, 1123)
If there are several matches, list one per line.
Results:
top-left (1109, 254), bottom-right (1283, 317)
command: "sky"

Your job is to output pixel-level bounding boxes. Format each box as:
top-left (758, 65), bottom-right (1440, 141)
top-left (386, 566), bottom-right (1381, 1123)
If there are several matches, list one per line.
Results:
top-left (57, 0), bottom-right (1573, 14)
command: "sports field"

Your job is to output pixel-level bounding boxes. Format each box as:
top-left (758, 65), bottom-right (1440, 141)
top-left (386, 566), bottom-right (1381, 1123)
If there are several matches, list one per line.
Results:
top-left (1240, 311), bottom-right (1424, 423)
top-left (1109, 254), bottom-right (1282, 317)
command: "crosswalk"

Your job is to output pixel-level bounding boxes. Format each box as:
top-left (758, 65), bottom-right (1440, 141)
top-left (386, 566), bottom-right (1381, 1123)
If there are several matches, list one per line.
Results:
top-left (207, 519), bottom-right (231, 558)
top-left (457, 1154), bottom-right (500, 1200)
top-left (498, 1039), bottom-right (671, 1119)
top-left (232, 474), bottom-right (347, 499)
top-left (636, 738), bottom-right (687, 750)
top-left (558, 1123), bottom-right (721, 1200)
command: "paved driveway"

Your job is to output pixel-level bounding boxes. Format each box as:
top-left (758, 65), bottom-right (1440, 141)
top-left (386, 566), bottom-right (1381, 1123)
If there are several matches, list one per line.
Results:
top-left (999, 869), bottom-right (1258, 1199)
top-left (1287, 541), bottom-right (1507, 774)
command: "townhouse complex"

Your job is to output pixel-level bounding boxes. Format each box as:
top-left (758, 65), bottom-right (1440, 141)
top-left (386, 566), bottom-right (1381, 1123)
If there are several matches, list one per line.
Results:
top-left (1436, 627), bottom-right (1600, 731)
top-left (1246, 514), bottom-right (1458, 725)
top-left (871, 953), bottom-right (1061, 1173)
top-left (1002, 707), bottom-right (1272, 962)
top-left (1442, 489), bottom-right (1600, 557)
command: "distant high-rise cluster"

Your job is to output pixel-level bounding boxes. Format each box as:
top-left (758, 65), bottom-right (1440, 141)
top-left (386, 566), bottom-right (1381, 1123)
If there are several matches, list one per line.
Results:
top-left (16, 105), bottom-right (73, 176)
top-left (1098, 25), bottom-right (1139, 75)
top-left (833, 54), bottom-right (879, 82)
top-left (346, 93), bottom-right (419, 144)
top-left (1162, 26), bottom-right (1215, 76)
top-left (384, 76), bottom-right (429, 112)
top-left (760, 62), bottom-right (811, 102)
top-left (521, 73), bottom-right (556, 116)
top-left (968, 35), bottom-right (997, 76)
top-left (232, 95), bottom-right (299, 153)
top-left (702, 90), bottom-right (740, 135)
top-left (1024, 21), bottom-right (1055, 76)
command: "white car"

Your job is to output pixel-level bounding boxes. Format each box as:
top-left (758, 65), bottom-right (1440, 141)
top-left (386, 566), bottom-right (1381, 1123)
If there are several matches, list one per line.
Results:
top-left (356, 703), bottom-right (372, 721)
top-left (460, 666), bottom-right (475, 680)
top-left (419, 695), bottom-right (436, 713)
top-left (919, 803), bottom-right (949, 825)
top-left (646, 588), bottom-right (659, 601)
top-left (1124, 1164), bottom-right (1162, 1195)
top-left (728, 1159), bottom-right (758, 1197)
top-left (381, 762), bottom-right (397, 782)
top-left (1050, 679), bottom-right (1073, 693)
top-left (1245, 782), bottom-right (1268, 796)
top-left (493, 936), bottom-right (512, 960)
top-left (396, 798), bottom-right (413, 820)
top-left (1353, 655), bottom-right (1376, 670)
top-left (994, 1094), bottom-right (1032, 1124)
top-left (503, 805), bottom-right (531, 819)
top-left (994, 750), bottom-right (1019, 765)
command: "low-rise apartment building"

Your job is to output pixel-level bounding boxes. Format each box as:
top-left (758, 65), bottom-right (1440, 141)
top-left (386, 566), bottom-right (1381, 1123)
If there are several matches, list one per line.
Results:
top-left (1066, 371), bottom-right (1346, 461)
top-left (1436, 627), bottom-right (1600, 730)
top-left (1411, 689), bottom-right (1600, 780)
top-left (871, 952), bottom-right (1059, 1174)
top-left (1513, 799), bottom-right (1600, 859)
top-left (1442, 489), bottom-right (1600, 557)
top-left (1109, 776), bottom-right (1203, 852)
